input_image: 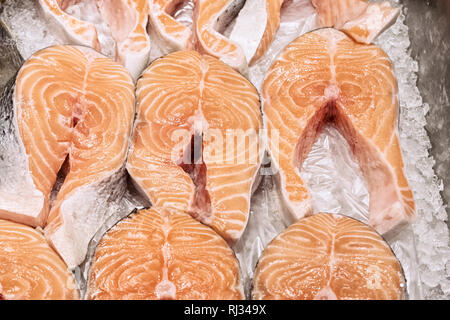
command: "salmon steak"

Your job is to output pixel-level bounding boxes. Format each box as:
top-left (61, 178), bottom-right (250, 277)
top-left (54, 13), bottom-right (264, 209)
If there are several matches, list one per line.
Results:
top-left (311, 0), bottom-right (401, 44)
top-left (0, 45), bottom-right (135, 269)
top-left (148, 0), bottom-right (194, 51)
top-left (228, 0), bottom-right (399, 68)
top-left (38, 0), bottom-right (101, 51)
top-left (39, 0), bottom-right (151, 80)
top-left (263, 28), bottom-right (415, 235)
top-left (228, 0), bottom-right (284, 66)
top-left (0, 219), bottom-right (79, 300)
top-left (87, 207), bottom-right (243, 300)
top-left (126, 50), bottom-right (262, 244)
top-left (229, 0), bottom-right (320, 66)
top-left (195, 0), bottom-right (314, 69)
top-left (194, 0), bottom-right (248, 72)
top-left (252, 213), bottom-right (405, 300)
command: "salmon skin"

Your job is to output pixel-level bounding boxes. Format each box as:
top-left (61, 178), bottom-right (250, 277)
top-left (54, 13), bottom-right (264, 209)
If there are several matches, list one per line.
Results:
top-left (39, 0), bottom-right (151, 81)
top-left (87, 207), bottom-right (244, 300)
top-left (126, 50), bottom-right (263, 244)
top-left (0, 75), bottom-right (47, 227)
top-left (0, 45), bottom-right (135, 269)
top-left (253, 213), bottom-right (405, 300)
top-left (263, 28), bottom-right (415, 235)
top-left (0, 218), bottom-right (79, 300)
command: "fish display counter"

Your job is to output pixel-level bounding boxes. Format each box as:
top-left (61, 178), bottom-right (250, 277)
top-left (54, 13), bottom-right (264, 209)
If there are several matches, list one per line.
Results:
top-left (0, 0), bottom-right (448, 300)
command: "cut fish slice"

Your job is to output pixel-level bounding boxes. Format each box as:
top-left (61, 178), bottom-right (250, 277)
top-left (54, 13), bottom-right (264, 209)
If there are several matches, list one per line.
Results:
top-left (228, 0), bottom-right (318, 66)
top-left (148, 0), bottom-right (194, 51)
top-left (126, 50), bottom-right (262, 244)
top-left (39, 0), bottom-right (150, 80)
top-left (263, 28), bottom-right (415, 235)
top-left (0, 45), bottom-right (135, 269)
top-left (228, 0), bottom-right (283, 66)
top-left (311, 0), bottom-right (369, 28)
top-left (312, 0), bottom-right (401, 44)
top-left (0, 219), bottom-right (79, 300)
top-left (97, 0), bottom-right (151, 80)
top-left (194, 0), bottom-right (247, 72)
top-left (39, 0), bottom-right (101, 51)
top-left (87, 207), bottom-right (243, 300)
top-left (253, 213), bottom-right (405, 300)
top-left (340, 1), bottom-right (401, 44)
top-left (228, 0), bottom-right (398, 67)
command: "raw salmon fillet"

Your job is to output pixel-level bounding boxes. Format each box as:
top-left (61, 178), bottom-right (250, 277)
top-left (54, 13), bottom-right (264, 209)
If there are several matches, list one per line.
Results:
top-left (148, 0), bottom-right (194, 51)
top-left (87, 207), bottom-right (243, 300)
top-left (263, 28), bottom-right (415, 235)
top-left (0, 45), bottom-right (135, 269)
top-left (0, 219), bottom-right (79, 300)
top-left (312, 0), bottom-right (401, 44)
top-left (126, 50), bottom-right (262, 244)
top-left (39, 0), bottom-right (151, 80)
top-left (194, 0), bottom-right (247, 72)
top-left (253, 213), bottom-right (405, 300)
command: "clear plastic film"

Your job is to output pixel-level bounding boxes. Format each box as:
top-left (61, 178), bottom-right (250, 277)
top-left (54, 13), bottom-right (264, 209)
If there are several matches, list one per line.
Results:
top-left (1, 0), bottom-right (448, 300)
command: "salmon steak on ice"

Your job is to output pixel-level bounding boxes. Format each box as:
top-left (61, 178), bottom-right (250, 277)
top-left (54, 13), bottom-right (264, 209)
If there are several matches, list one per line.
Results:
top-left (194, 0), bottom-right (248, 72)
top-left (311, 0), bottom-right (401, 44)
top-left (228, 0), bottom-right (400, 68)
top-left (87, 207), bottom-right (243, 300)
top-left (148, 0), bottom-right (194, 51)
top-left (0, 219), bottom-right (79, 300)
top-left (195, 0), bottom-right (315, 69)
top-left (263, 28), bottom-right (415, 235)
top-left (228, 0), bottom-right (287, 66)
top-left (0, 45), bottom-right (135, 269)
top-left (39, 0), bottom-right (150, 80)
top-left (252, 213), bottom-right (405, 300)
top-left (126, 50), bottom-right (262, 244)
